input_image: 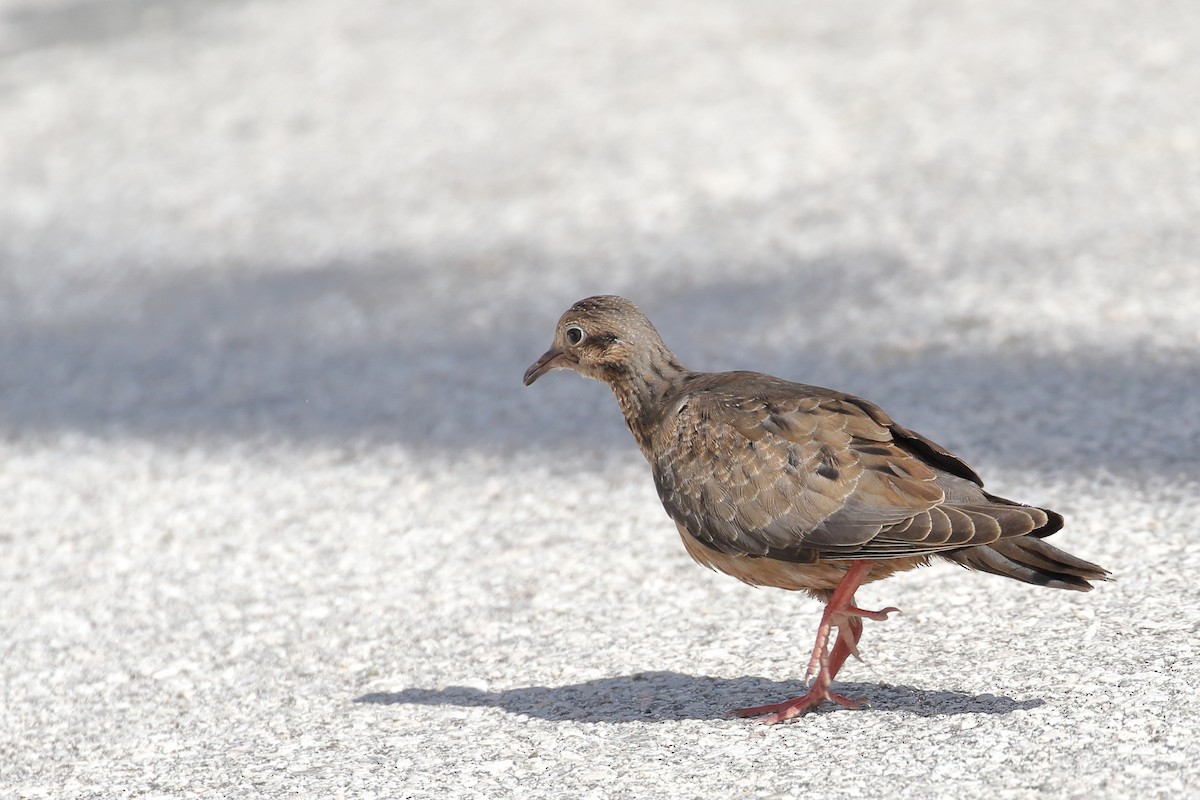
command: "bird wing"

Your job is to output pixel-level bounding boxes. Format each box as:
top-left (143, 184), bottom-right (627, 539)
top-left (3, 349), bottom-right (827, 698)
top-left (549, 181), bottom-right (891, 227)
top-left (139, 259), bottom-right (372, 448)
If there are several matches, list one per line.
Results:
top-left (651, 376), bottom-right (1054, 562)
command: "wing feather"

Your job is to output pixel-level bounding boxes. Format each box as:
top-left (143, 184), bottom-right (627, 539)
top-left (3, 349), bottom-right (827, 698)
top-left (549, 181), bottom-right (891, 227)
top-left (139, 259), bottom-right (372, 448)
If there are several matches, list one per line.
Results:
top-left (651, 374), bottom-right (1056, 563)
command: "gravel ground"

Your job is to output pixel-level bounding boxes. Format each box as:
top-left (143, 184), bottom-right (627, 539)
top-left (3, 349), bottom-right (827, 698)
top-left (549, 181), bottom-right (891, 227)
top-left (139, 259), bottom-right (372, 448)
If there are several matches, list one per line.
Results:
top-left (2, 1), bottom-right (1199, 798)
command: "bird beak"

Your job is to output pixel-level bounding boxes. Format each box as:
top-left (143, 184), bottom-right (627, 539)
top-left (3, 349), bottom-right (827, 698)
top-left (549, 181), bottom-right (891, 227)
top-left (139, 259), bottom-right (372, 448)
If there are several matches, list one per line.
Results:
top-left (523, 347), bottom-right (569, 386)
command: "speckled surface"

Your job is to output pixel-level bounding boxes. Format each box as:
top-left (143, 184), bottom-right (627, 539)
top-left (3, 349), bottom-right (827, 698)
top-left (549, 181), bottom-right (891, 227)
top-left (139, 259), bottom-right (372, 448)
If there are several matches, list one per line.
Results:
top-left (1, 1), bottom-right (1198, 797)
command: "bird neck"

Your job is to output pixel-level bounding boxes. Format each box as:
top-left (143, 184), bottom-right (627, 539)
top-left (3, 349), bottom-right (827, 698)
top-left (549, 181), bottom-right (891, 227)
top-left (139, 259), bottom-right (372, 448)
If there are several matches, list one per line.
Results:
top-left (605, 345), bottom-right (689, 452)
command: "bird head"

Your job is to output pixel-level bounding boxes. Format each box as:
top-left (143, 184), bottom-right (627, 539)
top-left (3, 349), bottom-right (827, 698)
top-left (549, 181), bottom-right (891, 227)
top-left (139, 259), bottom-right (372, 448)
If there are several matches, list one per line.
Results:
top-left (523, 295), bottom-right (664, 386)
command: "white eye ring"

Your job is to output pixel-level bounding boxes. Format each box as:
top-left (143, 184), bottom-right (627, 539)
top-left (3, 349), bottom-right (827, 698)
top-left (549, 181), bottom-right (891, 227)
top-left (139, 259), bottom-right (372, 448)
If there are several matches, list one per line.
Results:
top-left (565, 324), bottom-right (586, 346)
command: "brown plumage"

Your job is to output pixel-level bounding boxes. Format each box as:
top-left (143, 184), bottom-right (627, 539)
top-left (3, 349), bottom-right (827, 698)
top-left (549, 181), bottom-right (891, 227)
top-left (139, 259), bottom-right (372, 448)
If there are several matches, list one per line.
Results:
top-left (524, 295), bottom-right (1109, 722)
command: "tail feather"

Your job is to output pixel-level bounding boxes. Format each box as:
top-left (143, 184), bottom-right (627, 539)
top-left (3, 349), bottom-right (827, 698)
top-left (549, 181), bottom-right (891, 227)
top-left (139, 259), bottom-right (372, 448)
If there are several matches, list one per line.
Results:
top-left (981, 491), bottom-right (1064, 539)
top-left (941, 536), bottom-right (1110, 592)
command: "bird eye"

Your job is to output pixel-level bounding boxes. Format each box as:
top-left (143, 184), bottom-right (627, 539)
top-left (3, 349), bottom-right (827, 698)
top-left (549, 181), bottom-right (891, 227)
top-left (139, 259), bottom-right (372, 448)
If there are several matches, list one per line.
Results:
top-left (565, 324), bottom-right (585, 346)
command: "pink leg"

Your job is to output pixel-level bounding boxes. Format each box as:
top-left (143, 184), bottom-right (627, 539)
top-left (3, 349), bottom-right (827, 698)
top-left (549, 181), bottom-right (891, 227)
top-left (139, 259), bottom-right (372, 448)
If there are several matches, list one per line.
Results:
top-left (733, 560), bottom-right (898, 724)
top-left (827, 614), bottom-right (864, 679)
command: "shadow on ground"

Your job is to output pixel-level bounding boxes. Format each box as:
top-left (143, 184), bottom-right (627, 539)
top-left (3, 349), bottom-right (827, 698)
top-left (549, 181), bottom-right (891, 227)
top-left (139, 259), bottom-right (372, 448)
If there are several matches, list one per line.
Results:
top-left (0, 0), bottom-right (243, 58)
top-left (0, 249), bottom-right (1196, 478)
top-left (355, 671), bottom-right (1043, 723)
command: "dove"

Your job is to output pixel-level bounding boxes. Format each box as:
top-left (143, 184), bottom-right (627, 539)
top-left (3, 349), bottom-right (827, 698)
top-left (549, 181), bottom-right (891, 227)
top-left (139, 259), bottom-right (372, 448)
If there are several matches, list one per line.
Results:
top-left (524, 295), bottom-right (1108, 723)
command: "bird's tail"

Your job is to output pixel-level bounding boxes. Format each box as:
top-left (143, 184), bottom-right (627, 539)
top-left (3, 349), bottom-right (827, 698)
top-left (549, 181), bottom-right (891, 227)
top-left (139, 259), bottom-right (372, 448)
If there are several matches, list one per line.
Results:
top-left (942, 536), bottom-right (1111, 591)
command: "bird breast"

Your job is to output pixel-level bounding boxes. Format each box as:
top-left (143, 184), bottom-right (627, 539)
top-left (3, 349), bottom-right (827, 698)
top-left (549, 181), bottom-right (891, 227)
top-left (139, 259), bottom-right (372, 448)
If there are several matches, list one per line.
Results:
top-left (674, 521), bottom-right (927, 597)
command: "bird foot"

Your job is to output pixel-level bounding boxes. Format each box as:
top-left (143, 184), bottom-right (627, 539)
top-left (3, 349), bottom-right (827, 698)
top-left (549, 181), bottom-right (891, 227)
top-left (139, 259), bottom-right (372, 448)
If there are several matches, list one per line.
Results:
top-left (805, 604), bottom-right (900, 681)
top-left (732, 687), bottom-right (865, 724)
top-left (831, 606), bottom-right (899, 662)
top-left (843, 605), bottom-right (900, 622)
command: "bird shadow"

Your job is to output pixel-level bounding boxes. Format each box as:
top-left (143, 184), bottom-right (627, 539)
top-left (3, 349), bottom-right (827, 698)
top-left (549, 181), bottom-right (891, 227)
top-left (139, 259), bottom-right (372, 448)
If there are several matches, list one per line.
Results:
top-left (354, 671), bottom-right (1042, 723)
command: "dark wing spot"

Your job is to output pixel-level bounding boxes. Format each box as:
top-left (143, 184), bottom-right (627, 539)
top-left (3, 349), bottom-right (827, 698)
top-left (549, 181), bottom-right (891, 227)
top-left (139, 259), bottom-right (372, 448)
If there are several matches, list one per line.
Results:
top-left (816, 444), bottom-right (841, 480)
top-left (858, 445), bottom-right (893, 456)
top-left (767, 413), bottom-right (795, 436)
